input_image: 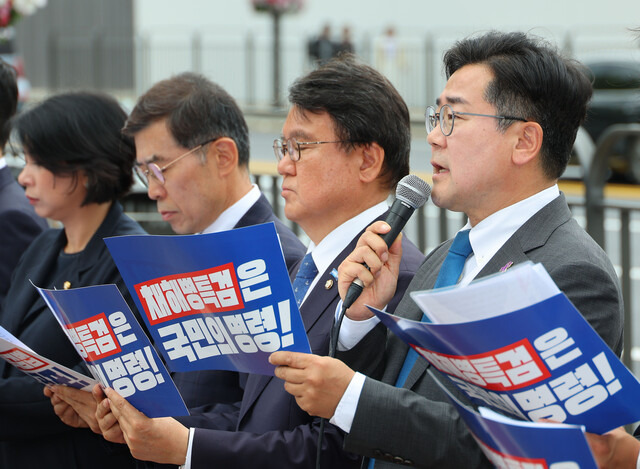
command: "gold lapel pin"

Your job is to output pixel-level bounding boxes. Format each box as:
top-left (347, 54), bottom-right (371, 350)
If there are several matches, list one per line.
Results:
top-left (325, 279), bottom-right (334, 290)
top-left (63, 281), bottom-right (71, 290)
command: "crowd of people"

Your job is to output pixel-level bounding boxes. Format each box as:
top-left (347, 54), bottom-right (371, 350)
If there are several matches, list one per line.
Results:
top-left (0, 28), bottom-right (637, 469)
top-left (307, 24), bottom-right (354, 65)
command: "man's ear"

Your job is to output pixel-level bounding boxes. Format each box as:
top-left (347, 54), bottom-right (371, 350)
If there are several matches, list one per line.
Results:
top-left (210, 138), bottom-right (239, 176)
top-left (359, 142), bottom-right (385, 183)
top-left (513, 121), bottom-right (543, 167)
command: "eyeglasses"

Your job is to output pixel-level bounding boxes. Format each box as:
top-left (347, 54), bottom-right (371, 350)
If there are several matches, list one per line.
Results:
top-left (134, 138), bottom-right (218, 186)
top-left (273, 137), bottom-right (351, 162)
top-left (426, 104), bottom-right (527, 137)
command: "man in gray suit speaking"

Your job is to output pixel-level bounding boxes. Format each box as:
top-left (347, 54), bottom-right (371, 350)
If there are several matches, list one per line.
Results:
top-left (271, 30), bottom-right (624, 468)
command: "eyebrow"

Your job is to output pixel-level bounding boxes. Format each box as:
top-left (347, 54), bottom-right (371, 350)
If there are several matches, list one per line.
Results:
top-left (136, 154), bottom-right (162, 166)
top-left (282, 130), bottom-right (314, 141)
top-left (435, 96), bottom-right (469, 106)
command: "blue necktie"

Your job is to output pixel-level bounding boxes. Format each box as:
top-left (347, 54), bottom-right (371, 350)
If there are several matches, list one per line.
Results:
top-left (292, 253), bottom-right (318, 308)
top-left (367, 230), bottom-right (472, 469)
top-left (394, 229), bottom-right (472, 388)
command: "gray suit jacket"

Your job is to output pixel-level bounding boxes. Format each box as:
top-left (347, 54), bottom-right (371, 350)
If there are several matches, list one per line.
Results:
top-left (343, 194), bottom-right (624, 468)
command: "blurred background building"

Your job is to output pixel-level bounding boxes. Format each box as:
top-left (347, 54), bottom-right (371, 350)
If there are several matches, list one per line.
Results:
top-left (12, 0), bottom-right (640, 112)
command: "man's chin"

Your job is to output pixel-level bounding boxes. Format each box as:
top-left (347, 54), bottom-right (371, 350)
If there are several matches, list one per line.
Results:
top-left (169, 221), bottom-right (191, 235)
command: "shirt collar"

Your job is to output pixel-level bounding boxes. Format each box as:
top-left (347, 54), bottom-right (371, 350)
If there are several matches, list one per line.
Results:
top-left (200, 184), bottom-right (261, 234)
top-left (307, 201), bottom-right (389, 278)
top-left (463, 185), bottom-right (560, 273)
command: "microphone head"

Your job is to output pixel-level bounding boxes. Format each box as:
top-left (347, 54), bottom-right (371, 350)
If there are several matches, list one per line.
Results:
top-left (395, 174), bottom-right (431, 209)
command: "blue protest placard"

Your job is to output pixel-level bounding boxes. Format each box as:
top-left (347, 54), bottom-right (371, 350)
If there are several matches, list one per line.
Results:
top-left (0, 325), bottom-right (96, 390)
top-left (38, 284), bottom-right (188, 417)
top-left (433, 371), bottom-right (598, 468)
top-left (368, 263), bottom-right (640, 434)
top-left (105, 222), bottom-right (310, 375)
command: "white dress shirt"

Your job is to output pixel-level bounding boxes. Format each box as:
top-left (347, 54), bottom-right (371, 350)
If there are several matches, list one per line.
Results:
top-left (297, 201), bottom-right (388, 305)
top-left (331, 185), bottom-right (561, 433)
top-left (200, 184), bottom-right (261, 234)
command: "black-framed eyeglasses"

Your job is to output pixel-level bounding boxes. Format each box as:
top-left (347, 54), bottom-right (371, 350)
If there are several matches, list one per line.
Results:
top-left (272, 137), bottom-right (351, 162)
top-left (425, 104), bottom-right (528, 137)
top-left (134, 138), bottom-right (219, 186)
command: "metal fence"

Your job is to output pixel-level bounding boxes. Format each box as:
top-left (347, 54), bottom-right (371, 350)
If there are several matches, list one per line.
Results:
top-left (35, 26), bottom-right (640, 113)
top-left (132, 27), bottom-right (640, 110)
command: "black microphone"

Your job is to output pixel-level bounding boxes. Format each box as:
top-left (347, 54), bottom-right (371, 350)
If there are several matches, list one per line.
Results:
top-left (342, 174), bottom-right (431, 309)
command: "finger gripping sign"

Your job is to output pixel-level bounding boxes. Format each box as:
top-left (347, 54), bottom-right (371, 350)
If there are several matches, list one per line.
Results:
top-left (37, 284), bottom-right (188, 417)
top-left (105, 222), bottom-right (311, 376)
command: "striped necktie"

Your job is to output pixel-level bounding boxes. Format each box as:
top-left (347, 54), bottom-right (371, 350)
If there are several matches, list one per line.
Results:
top-left (292, 253), bottom-right (318, 307)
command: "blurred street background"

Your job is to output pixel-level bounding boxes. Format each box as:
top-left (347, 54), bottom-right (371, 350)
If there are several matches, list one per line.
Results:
top-left (5, 0), bottom-right (640, 371)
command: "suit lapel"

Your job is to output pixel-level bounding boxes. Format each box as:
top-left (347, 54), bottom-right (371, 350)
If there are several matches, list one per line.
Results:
top-left (476, 242), bottom-right (530, 278)
top-left (477, 194), bottom-right (570, 278)
top-left (402, 195), bottom-right (571, 390)
top-left (54, 203), bottom-right (121, 291)
top-left (403, 356), bottom-right (429, 389)
top-left (235, 194), bottom-right (270, 227)
top-left (298, 265), bottom-right (340, 334)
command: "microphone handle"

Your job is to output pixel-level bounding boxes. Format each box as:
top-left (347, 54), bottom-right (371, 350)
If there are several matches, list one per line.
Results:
top-left (343, 202), bottom-right (414, 309)
top-left (343, 280), bottom-right (363, 310)
top-left (379, 203), bottom-right (412, 247)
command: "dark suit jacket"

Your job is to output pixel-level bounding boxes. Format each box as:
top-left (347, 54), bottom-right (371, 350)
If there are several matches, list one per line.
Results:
top-left (0, 165), bottom-right (48, 306)
top-left (185, 226), bottom-right (425, 469)
top-left (170, 193), bottom-right (306, 410)
top-left (0, 202), bottom-right (146, 469)
top-left (343, 194), bottom-right (624, 468)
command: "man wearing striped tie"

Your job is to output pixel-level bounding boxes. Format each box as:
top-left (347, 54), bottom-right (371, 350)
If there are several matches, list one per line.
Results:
top-left (272, 31), bottom-right (624, 468)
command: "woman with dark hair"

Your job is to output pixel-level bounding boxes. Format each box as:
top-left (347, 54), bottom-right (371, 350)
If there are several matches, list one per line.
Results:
top-left (0, 92), bottom-right (145, 468)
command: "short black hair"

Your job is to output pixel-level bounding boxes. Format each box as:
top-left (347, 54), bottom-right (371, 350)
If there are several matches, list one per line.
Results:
top-left (288, 54), bottom-right (411, 189)
top-left (12, 92), bottom-right (135, 205)
top-left (444, 31), bottom-right (593, 179)
top-left (0, 58), bottom-right (18, 150)
top-left (124, 72), bottom-right (250, 167)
